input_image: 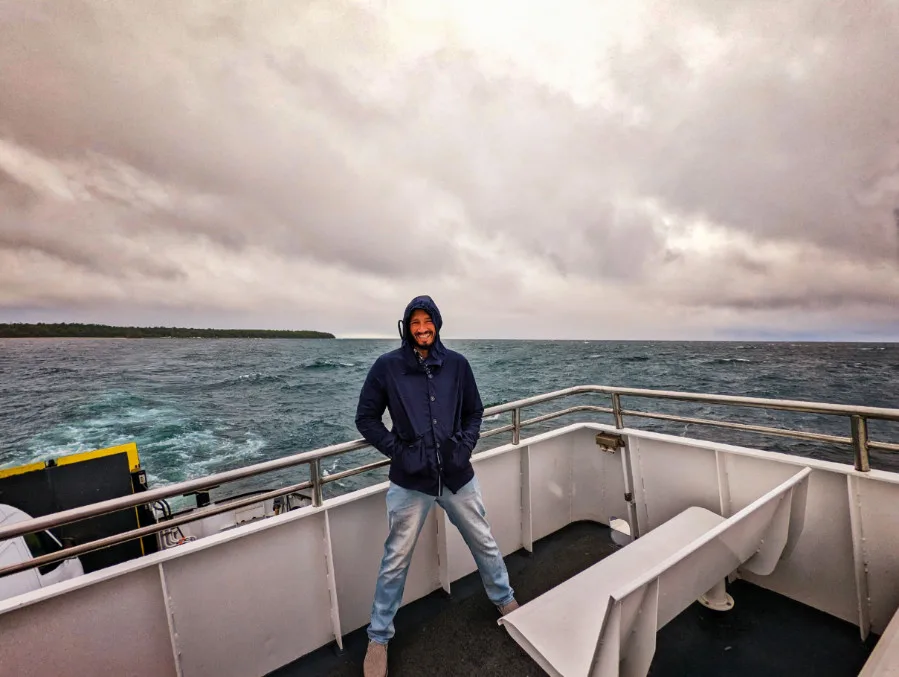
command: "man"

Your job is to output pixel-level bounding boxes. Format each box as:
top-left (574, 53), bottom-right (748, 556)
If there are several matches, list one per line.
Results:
top-left (355, 295), bottom-right (518, 677)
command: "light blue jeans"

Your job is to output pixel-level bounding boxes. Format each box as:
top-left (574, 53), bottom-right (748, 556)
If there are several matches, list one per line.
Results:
top-left (367, 476), bottom-right (515, 644)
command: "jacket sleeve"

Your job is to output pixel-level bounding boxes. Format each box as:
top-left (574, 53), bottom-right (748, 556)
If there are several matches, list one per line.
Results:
top-left (355, 359), bottom-right (399, 459)
top-left (458, 358), bottom-right (484, 453)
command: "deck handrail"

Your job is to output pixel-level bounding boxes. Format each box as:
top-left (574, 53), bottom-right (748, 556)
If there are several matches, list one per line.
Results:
top-left (1, 385), bottom-right (898, 579)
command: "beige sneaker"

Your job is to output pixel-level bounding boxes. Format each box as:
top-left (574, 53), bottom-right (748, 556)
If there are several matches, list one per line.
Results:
top-left (363, 640), bottom-right (388, 677)
top-left (498, 598), bottom-right (520, 616)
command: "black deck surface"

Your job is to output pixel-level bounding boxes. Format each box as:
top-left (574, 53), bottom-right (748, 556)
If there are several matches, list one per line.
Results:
top-left (269, 521), bottom-right (877, 677)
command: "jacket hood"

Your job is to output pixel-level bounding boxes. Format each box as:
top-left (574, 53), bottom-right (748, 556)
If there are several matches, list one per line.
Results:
top-left (399, 295), bottom-right (445, 358)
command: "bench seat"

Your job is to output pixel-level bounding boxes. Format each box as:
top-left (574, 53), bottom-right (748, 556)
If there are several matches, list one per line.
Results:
top-left (500, 506), bottom-right (723, 677)
top-left (499, 466), bottom-right (811, 677)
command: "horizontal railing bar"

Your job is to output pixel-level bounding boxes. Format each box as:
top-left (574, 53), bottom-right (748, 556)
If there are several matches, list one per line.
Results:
top-left (482, 423), bottom-right (516, 439)
top-left (0, 478), bottom-right (314, 580)
top-left (485, 386), bottom-right (899, 422)
top-left (3, 385), bottom-right (899, 543)
top-left (482, 386), bottom-right (595, 417)
top-left (478, 405), bottom-right (613, 441)
top-left (520, 405), bottom-right (613, 429)
top-left (621, 409), bottom-right (852, 446)
top-left (870, 440), bottom-right (899, 453)
top-left (320, 458), bottom-right (389, 485)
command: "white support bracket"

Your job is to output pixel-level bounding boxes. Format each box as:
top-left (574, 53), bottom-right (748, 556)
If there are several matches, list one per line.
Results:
top-left (847, 474), bottom-right (872, 641)
top-left (621, 437), bottom-right (642, 540)
top-left (435, 505), bottom-right (451, 594)
top-left (715, 450), bottom-right (733, 519)
top-left (322, 510), bottom-right (343, 650)
top-left (521, 445), bottom-right (534, 553)
top-left (158, 563), bottom-right (184, 677)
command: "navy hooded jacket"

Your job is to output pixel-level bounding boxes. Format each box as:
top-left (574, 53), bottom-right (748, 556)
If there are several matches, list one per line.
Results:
top-left (355, 296), bottom-right (484, 496)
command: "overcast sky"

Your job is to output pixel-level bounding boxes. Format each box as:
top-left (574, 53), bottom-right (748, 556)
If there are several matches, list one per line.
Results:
top-left (1, 1), bottom-right (898, 340)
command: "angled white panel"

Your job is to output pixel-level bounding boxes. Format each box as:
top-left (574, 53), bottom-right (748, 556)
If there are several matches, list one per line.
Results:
top-left (570, 427), bottom-right (627, 526)
top-left (529, 433), bottom-right (575, 542)
top-left (446, 449), bottom-right (523, 583)
top-left (163, 513), bottom-right (334, 677)
top-left (0, 566), bottom-right (176, 677)
top-left (629, 437), bottom-right (720, 532)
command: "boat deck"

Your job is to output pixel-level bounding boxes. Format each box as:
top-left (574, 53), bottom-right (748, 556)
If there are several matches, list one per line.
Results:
top-left (269, 521), bottom-right (876, 677)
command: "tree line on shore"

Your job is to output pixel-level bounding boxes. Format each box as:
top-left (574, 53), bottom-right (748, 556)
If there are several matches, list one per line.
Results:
top-left (0, 323), bottom-right (335, 339)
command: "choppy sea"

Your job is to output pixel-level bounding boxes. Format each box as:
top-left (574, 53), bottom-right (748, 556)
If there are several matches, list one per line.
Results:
top-left (2, 339), bottom-right (898, 506)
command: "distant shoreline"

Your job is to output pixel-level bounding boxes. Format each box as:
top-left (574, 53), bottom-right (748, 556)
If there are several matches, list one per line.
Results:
top-left (0, 323), bottom-right (335, 339)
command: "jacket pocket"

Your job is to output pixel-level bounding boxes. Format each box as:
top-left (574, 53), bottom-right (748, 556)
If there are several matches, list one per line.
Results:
top-left (398, 436), bottom-right (429, 477)
top-left (441, 434), bottom-right (470, 473)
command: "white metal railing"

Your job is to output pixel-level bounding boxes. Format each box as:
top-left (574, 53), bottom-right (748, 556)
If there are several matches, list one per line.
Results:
top-left (2, 384), bottom-right (898, 579)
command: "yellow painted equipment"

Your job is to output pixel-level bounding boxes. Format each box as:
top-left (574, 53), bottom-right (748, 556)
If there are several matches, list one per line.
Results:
top-left (0, 442), bottom-right (157, 573)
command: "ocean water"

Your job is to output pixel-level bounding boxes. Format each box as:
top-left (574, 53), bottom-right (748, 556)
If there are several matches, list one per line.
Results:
top-left (2, 339), bottom-right (898, 506)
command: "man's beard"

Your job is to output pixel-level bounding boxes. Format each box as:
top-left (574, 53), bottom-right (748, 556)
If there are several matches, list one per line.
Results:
top-left (412, 334), bottom-right (434, 350)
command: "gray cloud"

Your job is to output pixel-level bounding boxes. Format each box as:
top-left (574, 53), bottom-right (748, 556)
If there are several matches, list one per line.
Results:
top-left (0, 0), bottom-right (898, 338)
top-left (0, 169), bottom-right (38, 210)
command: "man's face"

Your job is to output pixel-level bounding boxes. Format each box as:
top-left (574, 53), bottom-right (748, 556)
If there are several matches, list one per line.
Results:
top-left (409, 309), bottom-right (436, 349)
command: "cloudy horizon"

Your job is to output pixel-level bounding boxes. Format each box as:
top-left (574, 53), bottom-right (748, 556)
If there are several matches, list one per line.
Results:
top-left (1, 1), bottom-right (898, 341)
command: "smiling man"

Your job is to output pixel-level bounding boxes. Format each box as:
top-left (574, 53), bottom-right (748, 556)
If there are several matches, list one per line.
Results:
top-left (355, 295), bottom-right (518, 677)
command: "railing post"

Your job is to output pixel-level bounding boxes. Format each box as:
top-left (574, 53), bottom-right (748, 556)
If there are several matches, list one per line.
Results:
top-left (513, 408), bottom-right (521, 445)
top-left (851, 415), bottom-right (870, 473)
top-left (612, 393), bottom-right (624, 429)
top-left (311, 459), bottom-right (324, 506)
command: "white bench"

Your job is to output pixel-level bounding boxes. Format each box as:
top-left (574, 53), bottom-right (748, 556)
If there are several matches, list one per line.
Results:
top-left (498, 466), bottom-right (812, 677)
top-left (860, 605), bottom-right (899, 676)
